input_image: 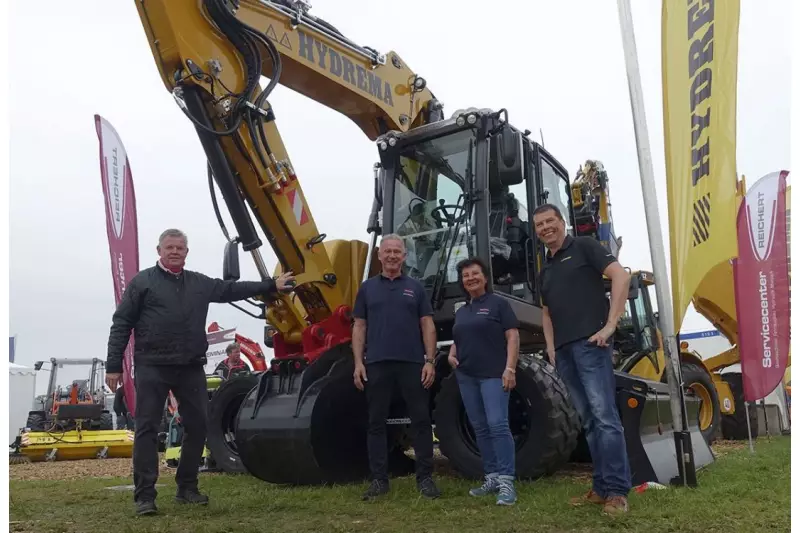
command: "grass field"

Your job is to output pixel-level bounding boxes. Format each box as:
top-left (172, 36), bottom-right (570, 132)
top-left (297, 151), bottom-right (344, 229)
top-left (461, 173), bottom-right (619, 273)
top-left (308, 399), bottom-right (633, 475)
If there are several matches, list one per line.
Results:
top-left (9, 436), bottom-right (790, 533)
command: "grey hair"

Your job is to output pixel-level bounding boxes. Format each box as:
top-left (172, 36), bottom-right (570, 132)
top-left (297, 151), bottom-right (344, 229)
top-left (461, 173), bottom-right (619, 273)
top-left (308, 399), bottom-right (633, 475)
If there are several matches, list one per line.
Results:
top-left (226, 342), bottom-right (241, 355)
top-left (379, 233), bottom-right (405, 250)
top-left (158, 228), bottom-right (188, 246)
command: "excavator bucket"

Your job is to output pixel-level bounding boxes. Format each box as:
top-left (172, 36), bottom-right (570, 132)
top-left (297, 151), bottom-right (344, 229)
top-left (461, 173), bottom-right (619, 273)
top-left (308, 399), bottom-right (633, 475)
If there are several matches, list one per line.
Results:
top-left (235, 344), bottom-right (371, 484)
top-left (614, 372), bottom-right (715, 486)
top-left (235, 344), bottom-right (414, 485)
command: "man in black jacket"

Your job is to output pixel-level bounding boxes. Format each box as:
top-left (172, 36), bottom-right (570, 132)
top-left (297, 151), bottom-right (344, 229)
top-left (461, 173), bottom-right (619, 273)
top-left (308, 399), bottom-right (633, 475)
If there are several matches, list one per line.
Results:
top-left (105, 229), bottom-right (294, 516)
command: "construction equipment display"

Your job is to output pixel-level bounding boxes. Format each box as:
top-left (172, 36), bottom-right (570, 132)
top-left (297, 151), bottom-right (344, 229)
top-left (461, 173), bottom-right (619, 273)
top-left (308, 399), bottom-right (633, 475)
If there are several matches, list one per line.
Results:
top-left (132, 0), bottom-right (714, 486)
top-left (16, 358), bottom-right (133, 462)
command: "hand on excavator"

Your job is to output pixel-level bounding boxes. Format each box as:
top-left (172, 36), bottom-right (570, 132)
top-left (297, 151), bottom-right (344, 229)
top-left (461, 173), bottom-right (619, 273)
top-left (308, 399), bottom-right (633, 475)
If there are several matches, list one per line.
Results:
top-left (275, 271), bottom-right (296, 292)
top-left (106, 373), bottom-right (122, 391)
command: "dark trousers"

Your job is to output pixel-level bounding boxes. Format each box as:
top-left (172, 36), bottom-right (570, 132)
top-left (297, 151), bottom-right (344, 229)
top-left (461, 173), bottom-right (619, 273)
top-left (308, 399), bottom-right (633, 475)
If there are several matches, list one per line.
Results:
top-left (365, 361), bottom-right (434, 483)
top-left (133, 364), bottom-right (207, 502)
top-left (555, 339), bottom-right (632, 497)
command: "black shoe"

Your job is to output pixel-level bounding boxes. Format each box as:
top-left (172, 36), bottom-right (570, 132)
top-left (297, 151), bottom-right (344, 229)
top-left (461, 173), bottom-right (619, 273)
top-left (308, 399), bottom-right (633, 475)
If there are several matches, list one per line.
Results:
top-left (175, 489), bottom-right (209, 505)
top-left (361, 479), bottom-right (390, 501)
top-left (135, 500), bottom-right (157, 516)
top-left (418, 477), bottom-right (441, 499)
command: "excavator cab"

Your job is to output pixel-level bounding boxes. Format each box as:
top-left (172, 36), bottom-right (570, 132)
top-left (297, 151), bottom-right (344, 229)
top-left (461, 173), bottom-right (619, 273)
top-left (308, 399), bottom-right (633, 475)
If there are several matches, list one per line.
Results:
top-left (374, 108), bottom-right (574, 346)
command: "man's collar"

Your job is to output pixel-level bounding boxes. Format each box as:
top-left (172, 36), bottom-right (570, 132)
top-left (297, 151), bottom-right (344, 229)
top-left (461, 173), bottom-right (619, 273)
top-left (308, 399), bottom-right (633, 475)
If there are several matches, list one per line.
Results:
top-left (546, 234), bottom-right (573, 260)
top-left (157, 260), bottom-right (183, 277)
top-left (379, 271), bottom-right (405, 281)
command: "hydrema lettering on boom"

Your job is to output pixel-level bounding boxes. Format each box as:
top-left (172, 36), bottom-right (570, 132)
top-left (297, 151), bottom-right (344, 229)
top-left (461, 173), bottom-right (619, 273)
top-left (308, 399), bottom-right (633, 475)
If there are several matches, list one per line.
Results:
top-left (295, 30), bottom-right (394, 107)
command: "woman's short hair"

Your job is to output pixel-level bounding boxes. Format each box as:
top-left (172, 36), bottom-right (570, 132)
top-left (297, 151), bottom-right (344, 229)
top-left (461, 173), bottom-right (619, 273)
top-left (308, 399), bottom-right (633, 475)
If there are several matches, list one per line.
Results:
top-left (456, 257), bottom-right (490, 299)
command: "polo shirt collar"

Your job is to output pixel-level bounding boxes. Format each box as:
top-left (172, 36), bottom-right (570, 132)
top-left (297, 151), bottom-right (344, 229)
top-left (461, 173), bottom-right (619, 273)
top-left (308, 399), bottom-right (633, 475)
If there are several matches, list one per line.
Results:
top-left (379, 271), bottom-right (406, 281)
top-left (470, 291), bottom-right (490, 305)
top-left (546, 234), bottom-right (574, 261)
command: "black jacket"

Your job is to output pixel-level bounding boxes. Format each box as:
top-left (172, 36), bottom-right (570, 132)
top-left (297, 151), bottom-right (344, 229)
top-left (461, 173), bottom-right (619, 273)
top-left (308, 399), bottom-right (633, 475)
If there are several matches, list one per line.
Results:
top-left (106, 263), bottom-right (277, 373)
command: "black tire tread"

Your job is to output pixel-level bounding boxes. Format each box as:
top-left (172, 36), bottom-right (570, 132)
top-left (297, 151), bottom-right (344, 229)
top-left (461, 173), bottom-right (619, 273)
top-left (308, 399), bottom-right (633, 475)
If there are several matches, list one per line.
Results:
top-left (680, 362), bottom-right (721, 445)
top-left (434, 354), bottom-right (579, 480)
top-left (207, 374), bottom-right (260, 474)
top-left (721, 372), bottom-right (758, 440)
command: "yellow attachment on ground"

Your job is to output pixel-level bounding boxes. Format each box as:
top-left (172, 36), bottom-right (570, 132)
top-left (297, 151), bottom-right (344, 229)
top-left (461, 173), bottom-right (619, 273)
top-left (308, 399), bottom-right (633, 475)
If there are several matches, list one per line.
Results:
top-left (18, 429), bottom-right (133, 462)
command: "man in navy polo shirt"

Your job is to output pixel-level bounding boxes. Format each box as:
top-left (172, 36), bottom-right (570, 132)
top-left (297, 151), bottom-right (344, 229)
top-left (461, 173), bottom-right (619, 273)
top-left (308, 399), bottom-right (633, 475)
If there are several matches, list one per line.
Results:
top-left (352, 233), bottom-right (440, 501)
top-left (533, 203), bottom-right (632, 516)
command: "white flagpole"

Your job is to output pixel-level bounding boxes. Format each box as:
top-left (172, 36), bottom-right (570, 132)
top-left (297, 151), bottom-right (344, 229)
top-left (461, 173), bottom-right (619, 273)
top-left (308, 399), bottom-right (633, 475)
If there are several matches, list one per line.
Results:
top-left (615, 0), bottom-right (694, 486)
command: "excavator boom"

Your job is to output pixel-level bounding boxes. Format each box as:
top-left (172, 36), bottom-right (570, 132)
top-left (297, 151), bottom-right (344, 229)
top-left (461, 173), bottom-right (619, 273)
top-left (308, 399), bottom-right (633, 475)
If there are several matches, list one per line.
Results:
top-left (134, 0), bottom-right (441, 362)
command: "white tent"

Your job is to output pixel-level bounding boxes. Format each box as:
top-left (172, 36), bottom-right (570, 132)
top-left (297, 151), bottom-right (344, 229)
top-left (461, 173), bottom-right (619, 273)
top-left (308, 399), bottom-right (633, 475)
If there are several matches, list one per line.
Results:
top-left (9, 362), bottom-right (37, 445)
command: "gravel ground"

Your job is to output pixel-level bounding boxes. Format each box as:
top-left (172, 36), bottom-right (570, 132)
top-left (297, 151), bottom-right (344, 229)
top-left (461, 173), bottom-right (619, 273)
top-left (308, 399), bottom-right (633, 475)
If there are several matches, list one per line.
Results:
top-left (9, 454), bottom-right (169, 482)
top-left (9, 441), bottom-right (741, 482)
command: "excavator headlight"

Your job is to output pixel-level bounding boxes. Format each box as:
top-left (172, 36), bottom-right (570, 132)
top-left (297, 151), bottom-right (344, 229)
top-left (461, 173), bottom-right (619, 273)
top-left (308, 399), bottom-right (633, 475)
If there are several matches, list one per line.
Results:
top-left (456, 116), bottom-right (466, 127)
top-left (388, 137), bottom-right (397, 147)
top-left (467, 113), bottom-right (477, 125)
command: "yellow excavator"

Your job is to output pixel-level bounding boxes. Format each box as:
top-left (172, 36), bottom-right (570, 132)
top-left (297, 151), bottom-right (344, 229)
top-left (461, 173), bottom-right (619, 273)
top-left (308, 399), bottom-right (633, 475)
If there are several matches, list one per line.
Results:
top-left (131, 0), bottom-right (715, 486)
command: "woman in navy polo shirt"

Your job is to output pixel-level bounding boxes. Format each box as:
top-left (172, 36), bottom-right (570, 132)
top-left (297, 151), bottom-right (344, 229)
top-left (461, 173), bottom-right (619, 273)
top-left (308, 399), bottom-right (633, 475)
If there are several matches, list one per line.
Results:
top-left (447, 257), bottom-right (520, 505)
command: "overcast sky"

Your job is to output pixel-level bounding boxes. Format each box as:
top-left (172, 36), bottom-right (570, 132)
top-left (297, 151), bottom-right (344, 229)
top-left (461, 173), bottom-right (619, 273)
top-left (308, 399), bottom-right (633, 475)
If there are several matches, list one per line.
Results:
top-left (8, 1), bottom-right (791, 393)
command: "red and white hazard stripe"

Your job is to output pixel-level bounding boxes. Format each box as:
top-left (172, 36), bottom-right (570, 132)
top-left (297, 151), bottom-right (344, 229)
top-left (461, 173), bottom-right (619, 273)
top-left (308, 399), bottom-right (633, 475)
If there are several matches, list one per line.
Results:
top-left (286, 189), bottom-right (309, 225)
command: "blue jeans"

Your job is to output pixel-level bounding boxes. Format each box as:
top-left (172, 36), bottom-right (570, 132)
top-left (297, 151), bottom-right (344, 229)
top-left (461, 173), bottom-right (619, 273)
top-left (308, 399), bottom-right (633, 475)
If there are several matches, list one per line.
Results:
top-left (556, 338), bottom-right (631, 497)
top-left (455, 371), bottom-right (515, 477)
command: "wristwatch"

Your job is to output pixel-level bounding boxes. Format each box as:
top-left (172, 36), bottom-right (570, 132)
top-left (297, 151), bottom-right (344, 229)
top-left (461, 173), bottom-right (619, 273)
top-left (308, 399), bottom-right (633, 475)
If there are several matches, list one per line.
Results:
top-left (424, 357), bottom-right (435, 365)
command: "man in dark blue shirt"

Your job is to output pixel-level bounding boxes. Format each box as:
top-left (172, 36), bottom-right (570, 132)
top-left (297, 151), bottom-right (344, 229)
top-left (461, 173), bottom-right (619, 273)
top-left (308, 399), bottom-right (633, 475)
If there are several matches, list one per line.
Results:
top-left (352, 233), bottom-right (439, 501)
top-left (533, 204), bottom-right (632, 516)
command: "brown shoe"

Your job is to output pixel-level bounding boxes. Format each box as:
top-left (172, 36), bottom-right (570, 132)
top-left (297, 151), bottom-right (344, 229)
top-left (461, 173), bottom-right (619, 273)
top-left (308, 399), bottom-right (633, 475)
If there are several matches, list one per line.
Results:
top-left (602, 495), bottom-right (629, 515)
top-left (569, 489), bottom-right (606, 506)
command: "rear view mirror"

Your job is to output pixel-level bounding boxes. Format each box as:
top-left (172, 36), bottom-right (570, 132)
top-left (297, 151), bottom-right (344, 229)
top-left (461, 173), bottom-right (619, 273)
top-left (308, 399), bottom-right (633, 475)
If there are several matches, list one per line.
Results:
top-left (627, 274), bottom-right (640, 300)
top-left (223, 240), bottom-right (240, 281)
top-left (489, 124), bottom-right (524, 187)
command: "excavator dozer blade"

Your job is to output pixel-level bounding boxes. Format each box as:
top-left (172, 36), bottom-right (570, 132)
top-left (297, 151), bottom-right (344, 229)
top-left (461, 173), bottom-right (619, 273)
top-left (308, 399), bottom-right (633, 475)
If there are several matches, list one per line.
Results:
top-left (614, 372), bottom-right (715, 487)
top-left (235, 344), bottom-right (373, 485)
top-left (18, 429), bottom-right (134, 462)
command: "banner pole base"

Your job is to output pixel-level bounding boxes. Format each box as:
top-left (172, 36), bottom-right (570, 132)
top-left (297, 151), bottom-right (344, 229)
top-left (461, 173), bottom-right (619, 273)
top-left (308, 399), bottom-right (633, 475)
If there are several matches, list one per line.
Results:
top-left (745, 401), bottom-right (755, 454)
top-left (669, 430), bottom-right (698, 488)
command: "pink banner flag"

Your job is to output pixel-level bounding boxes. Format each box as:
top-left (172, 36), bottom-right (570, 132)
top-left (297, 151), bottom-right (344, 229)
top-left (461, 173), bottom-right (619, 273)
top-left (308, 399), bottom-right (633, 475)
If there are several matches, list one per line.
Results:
top-left (733, 170), bottom-right (791, 402)
top-left (95, 115), bottom-right (140, 417)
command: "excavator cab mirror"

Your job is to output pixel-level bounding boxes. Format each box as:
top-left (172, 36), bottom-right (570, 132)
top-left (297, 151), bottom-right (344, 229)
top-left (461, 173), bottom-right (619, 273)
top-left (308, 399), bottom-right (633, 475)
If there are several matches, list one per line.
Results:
top-left (223, 240), bottom-right (241, 281)
top-left (627, 274), bottom-right (640, 300)
top-left (489, 124), bottom-right (524, 187)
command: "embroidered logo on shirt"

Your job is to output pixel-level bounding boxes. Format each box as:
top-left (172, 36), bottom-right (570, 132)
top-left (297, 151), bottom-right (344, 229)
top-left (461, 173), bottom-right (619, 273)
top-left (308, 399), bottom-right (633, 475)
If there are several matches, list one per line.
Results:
top-left (477, 308), bottom-right (490, 315)
top-left (561, 255), bottom-right (572, 262)
top-left (403, 289), bottom-right (415, 298)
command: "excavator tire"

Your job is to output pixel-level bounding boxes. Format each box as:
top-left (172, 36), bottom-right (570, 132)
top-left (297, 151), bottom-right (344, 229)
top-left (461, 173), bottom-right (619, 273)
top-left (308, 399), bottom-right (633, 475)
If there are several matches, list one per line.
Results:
top-left (97, 412), bottom-right (114, 431)
top-left (207, 373), bottom-right (260, 474)
top-left (721, 372), bottom-right (758, 440)
top-left (680, 363), bottom-right (721, 445)
top-left (25, 413), bottom-right (46, 431)
top-left (433, 354), bottom-right (580, 480)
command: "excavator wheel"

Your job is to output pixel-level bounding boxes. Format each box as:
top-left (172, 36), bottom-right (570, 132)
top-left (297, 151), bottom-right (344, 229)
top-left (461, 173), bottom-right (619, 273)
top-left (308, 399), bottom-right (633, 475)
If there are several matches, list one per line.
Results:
top-left (433, 354), bottom-right (580, 480)
top-left (680, 363), bottom-right (721, 445)
top-left (25, 413), bottom-right (46, 431)
top-left (206, 373), bottom-right (260, 474)
top-left (98, 413), bottom-right (114, 431)
top-left (721, 372), bottom-right (758, 440)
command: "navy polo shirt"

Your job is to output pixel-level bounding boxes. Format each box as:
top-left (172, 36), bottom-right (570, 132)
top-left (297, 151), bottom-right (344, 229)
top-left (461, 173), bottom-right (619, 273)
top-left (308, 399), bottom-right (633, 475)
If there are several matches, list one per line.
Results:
top-left (353, 273), bottom-right (433, 365)
top-left (539, 235), bottom-right (616, 349)
top-left (452, 292), bottom-right (519, 378)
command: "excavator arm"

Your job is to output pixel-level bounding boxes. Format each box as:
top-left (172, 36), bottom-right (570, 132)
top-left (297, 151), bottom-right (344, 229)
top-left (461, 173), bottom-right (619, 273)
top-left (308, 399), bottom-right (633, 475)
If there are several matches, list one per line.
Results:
top-left (134, 0), bottom-right (442, 361)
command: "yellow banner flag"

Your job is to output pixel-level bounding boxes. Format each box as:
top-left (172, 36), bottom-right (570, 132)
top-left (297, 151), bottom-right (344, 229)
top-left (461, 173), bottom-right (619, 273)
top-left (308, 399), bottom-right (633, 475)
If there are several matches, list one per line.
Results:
top-left (662, 0), bottom-right (741, 330)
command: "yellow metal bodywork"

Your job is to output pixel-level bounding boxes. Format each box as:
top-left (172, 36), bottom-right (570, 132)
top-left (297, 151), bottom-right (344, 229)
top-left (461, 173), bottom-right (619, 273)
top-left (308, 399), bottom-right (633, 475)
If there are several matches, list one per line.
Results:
top-left (18, 429), bottom-right (134, 462)
top-left (624, 271), bottom-right (735, 426)
top-left (134, 0), bottom-right (436, 347)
